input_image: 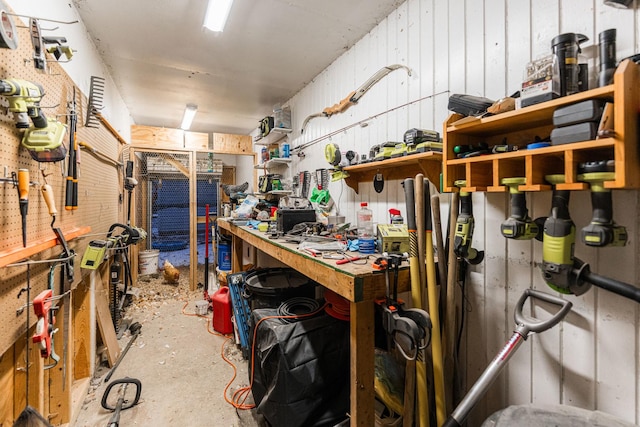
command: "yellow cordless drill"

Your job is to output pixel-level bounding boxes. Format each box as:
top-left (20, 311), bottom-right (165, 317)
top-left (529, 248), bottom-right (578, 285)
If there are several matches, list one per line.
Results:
top-left (0, 78), bottom-right (48, 129)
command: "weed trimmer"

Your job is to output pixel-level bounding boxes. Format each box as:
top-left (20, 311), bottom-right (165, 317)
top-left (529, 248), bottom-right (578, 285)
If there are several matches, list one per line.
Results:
top-left (101, 377), bottom-right (142, 427)
top-left (104, 322), bottom-right (142, 383)
top-left (443, 288), bottom-right (573, 427)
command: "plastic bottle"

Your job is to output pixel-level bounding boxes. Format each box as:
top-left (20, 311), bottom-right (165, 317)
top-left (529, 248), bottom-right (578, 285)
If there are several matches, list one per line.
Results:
top-left (357, 202), bottom-right (375, 254)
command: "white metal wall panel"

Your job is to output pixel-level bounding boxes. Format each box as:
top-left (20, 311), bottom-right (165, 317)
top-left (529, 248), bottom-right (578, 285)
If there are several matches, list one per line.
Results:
top-left (285, 1), bottom-right (640, 423)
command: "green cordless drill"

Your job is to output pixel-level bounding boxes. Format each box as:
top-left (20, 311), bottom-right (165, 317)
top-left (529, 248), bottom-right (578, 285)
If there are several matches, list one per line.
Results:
top-left (453, 180), bottom-right (484, 264)
top-left (500, 177), bottom-right (539, 240)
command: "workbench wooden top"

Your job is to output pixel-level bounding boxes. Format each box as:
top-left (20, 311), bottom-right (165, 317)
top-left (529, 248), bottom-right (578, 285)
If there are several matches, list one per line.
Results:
top-left (217, 219), bottom-right (410, 302)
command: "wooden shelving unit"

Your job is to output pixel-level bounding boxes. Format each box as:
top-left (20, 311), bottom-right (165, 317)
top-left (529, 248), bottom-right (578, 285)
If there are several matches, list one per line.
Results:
top-left (343, 151), bottom-right (442, 193)
top-left (442, 59), bottom-right (640, 193)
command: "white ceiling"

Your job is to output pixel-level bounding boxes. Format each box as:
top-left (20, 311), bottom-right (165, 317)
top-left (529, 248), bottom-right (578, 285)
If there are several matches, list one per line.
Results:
top-left (72, 0), bottom-right (404, 135)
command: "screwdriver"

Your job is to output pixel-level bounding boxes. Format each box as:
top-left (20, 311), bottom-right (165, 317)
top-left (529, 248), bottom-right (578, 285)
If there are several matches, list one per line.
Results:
top-left (17, 169), bottom-right (30, 247)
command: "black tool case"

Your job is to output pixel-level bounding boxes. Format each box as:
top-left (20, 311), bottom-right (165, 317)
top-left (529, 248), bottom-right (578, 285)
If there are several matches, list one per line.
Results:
top-left (550, 122), bottom-right (598, 145)
top-left (448, 94), bottom-right (495, 116)
top-left (552, 99), bottom-right (606, 127)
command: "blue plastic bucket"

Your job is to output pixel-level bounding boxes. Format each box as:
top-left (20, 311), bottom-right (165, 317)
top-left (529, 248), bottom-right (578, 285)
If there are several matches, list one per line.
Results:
top-left (217, 240), bottom-right (232, 271)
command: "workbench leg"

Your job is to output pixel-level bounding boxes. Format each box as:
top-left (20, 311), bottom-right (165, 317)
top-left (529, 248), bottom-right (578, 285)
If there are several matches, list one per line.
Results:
top-left (230, 235), bottom-right (242, 272)
top-left (350, 300), bottom-right (374, 426)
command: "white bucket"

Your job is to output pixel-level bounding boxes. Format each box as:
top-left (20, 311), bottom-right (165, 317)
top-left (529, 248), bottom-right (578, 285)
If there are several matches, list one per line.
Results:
top-left (139, 249), bottom-right (160, 275)
top-left (195, 300), bottom-right (209, 315)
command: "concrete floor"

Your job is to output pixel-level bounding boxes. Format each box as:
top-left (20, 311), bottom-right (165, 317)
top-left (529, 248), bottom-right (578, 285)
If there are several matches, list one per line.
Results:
top-left (74, 276), bottom-right (266, 427)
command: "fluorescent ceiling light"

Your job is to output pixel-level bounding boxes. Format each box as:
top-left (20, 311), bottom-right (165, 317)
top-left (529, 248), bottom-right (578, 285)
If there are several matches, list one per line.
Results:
top-left (180, 104), bottom-right (198, 130)
top-left (203, 0), bottom-right (234, 32)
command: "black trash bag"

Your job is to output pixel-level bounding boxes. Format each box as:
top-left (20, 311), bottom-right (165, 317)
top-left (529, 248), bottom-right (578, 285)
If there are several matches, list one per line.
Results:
top-left (250, 308), bottom-right (350, 427)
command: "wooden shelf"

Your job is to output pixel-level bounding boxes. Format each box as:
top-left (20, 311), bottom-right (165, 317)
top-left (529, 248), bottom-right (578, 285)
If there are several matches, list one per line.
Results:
top-left (342, 151), bottom-right (442, 193)
top-left (253, 127), bottom-right (292, 146)
top-left (0, 226), bottom-right (92, 268)
top-left (442, 59), bottom-right (640, 193)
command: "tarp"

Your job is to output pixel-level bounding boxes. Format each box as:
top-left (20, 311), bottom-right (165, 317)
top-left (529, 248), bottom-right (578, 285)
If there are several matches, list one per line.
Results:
top-left (250, 308), bottom-right (350, 427)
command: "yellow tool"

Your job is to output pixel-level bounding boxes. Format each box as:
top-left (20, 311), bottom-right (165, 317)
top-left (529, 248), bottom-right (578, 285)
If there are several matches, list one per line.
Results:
top-left (0, 78), bottom-right (48, 129)
top-left (0, 78), bottom-right (68, 162)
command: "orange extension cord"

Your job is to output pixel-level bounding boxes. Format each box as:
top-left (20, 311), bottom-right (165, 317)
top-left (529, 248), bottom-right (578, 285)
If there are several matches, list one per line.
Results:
top-left (181, 298), bottom-right (328, 410)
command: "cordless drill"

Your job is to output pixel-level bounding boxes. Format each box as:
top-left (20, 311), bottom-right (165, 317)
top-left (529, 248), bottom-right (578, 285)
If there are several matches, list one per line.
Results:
top-left (453, 180), bottom-right (484, 264)
top-left (0, 78), bottom-right (48, 129)
top-left (578, 172), bottom-right (627, 247)
top-left (500, 177), bottom-right (539, 240)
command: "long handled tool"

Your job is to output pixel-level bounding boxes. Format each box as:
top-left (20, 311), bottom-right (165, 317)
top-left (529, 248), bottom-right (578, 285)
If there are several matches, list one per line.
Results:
top-left (65, 88), bottom-right (78, 210)
top-left (443, 289), bottom-right (573, 427)
top-left (423, 179), bottom-right (446, 426)
top-left (403, 177), bottom-right (429, 427)
top-left (104, 322), bottom-right (142, 383)
top-left (431, 194), bottom-right (448, 296)
top-left (101, 377), bottom-right (142, 427)
top-left (444, 192), bottom-right (459, 412)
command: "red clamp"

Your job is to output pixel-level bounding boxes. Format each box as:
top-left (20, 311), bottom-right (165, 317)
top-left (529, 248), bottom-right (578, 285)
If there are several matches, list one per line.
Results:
top-left (32, 289), bottom-right (54, 358)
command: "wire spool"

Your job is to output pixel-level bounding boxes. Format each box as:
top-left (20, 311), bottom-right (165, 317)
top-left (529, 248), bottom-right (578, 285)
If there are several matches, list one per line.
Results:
top-left (324, 142), bottom-right (341, 166)
top-left (0, 9), bottom-right (18, 49)
top-left (277, 297), bottom-right (321, 322)
top-left (324, 289), bottom-right (350, 321)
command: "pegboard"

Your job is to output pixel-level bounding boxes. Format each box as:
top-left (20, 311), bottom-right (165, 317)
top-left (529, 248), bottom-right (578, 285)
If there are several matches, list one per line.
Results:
top-left (0, 14), bottom-right (124, 355)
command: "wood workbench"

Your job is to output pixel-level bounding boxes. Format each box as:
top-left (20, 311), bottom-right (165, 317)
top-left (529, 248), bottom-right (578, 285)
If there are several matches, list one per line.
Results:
top-left (216, 219), bottom-right (410, 426)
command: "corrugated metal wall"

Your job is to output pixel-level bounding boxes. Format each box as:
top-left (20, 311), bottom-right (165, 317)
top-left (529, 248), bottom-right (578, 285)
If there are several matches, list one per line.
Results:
top-left (286, 0), bottom-right (640, 424)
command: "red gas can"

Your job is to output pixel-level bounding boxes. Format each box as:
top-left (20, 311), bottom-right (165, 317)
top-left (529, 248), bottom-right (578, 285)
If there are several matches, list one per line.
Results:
top-left (212, 286), bottom-right (233, 334)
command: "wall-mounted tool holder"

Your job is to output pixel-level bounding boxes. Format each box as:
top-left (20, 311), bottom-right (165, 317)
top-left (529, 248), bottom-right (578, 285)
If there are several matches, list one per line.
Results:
top-left (442, 59), bottom-right (639, 193)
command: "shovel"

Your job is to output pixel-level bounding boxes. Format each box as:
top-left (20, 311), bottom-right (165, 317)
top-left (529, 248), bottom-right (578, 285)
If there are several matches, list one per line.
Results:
top-left (443, 288), bottom-right (572, 427)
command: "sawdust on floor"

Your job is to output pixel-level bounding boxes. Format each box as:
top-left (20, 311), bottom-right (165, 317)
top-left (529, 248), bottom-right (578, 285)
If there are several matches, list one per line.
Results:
top-left (73, 265), bottom-right (266, 427)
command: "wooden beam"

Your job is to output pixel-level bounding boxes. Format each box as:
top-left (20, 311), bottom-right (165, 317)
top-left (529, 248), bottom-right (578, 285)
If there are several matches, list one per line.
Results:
top-left (189, 151), bottom-right (197, 290)
top-left (0, 226), bottom-right (92, 268)
top-left (94, 273), bottom-right (120, 366)
top-left (0, 347), bottom-right (14, 426)
top-left (13, 328), bottom-right (43, 418)
top-left (46, 298), bottom-right (71, 425)
top-left (350, 300), bottom-right (375, 426)
top-left (96, 113), bottom-right (128, 145)
top-left (163, 154), bottom-right (189, 178)
top-left (73, 281), bottom-right (91, 380)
